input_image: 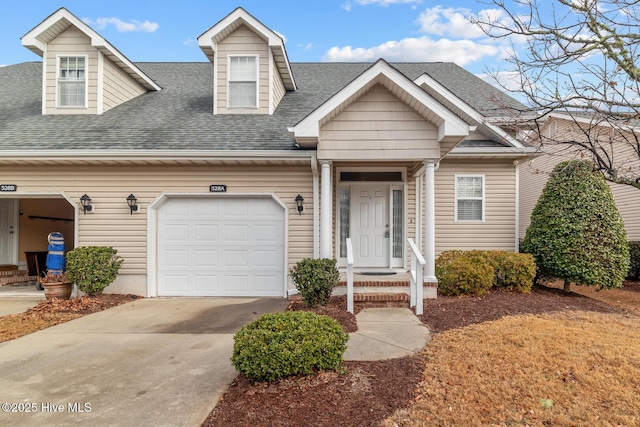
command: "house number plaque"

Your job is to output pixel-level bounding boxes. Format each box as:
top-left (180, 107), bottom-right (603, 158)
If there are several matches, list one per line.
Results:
top-left (0, 184), bottom-right (17, 192)
top-left (209, 185), bottom-right (227, 193)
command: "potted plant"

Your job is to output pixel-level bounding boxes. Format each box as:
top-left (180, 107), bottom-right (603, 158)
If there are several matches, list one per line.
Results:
top-left (39, 272), bottom-right (72, 300)
top-left (66, 246), bottom-right (123, 296)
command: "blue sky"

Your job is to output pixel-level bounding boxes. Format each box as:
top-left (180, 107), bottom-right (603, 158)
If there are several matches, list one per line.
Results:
top-left (1, 0), bottom-right (516, 78)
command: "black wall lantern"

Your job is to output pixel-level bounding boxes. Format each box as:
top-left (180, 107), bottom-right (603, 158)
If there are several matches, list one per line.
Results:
top-left (127, 194), bottom-right (139, 215)
top-left (295, 194), bottom-right (304, 215)
top-left (80, 194), bottom-right (93, 215)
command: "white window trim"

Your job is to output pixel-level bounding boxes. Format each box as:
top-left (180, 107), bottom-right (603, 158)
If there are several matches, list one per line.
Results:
top-left (454, 174), bottom-right (485, 222)
top-left (56, 54), bottom-right (88, 109)
top-left (226, 54), bottom-right (259, 109)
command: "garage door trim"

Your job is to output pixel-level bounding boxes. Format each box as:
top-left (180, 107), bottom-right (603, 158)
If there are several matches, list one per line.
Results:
top-left (147, 193), bottom-right (288, 297)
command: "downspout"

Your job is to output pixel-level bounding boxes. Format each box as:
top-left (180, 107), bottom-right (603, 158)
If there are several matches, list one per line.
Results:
top-left (311, 155), bottom-right (319, 258)
top-left (514, 160), bottom-right (520, 252)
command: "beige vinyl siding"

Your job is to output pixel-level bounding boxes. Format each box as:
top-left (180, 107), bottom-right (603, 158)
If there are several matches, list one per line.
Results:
top-left (520, 117), bottom-right (640, 240)
top-left (0, 165), bottom-right (314, 276)
top-left (435, 160), bottom-right (517, 253)
top-left (46, 26), bottom-right (98, 114)
top-left (271, 50), bottom-right (286, 112)
top-left (217, 25), bottom-right (269, 114)
top-left (319, 85), bottom-right (439, 160)
top-left (102, 56), bottom-right (146, 113)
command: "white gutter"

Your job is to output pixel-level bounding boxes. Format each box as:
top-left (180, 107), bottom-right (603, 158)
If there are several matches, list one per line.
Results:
top-left (311, 154), bottom-right (319, 258)
top-left (0, 150), bottom-right (315, 163)
top-left (514, 160), bottom-right (520, 252)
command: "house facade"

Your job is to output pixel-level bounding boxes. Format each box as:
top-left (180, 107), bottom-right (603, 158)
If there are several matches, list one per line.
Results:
top-left (0, 7), bottom-right (535, 298)
top-left (519, 113), bottom-right (640, 242)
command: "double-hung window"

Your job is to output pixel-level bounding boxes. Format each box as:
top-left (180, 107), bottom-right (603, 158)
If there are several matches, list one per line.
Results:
top-left (228, 56), bottom-right (257, 108)
top-left (58, 56), bottom-right (87, 108)
top-left (455, 175), bottom-right (485, 221)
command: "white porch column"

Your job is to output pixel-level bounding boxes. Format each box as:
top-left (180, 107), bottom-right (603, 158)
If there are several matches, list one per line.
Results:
top-left (424, 160), bottom-right (437, 282)
top-left (320, 160), bottom-right (333, 258)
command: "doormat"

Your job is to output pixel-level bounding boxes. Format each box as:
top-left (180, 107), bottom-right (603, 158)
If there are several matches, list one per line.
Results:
top-left (358, 272), bottom-right (397, 276)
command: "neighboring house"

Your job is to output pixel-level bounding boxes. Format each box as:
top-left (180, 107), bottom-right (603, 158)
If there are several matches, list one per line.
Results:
top-left (0, 7), bottom-right (535, 298)
top-left (519, 112), bottom-right (640, 242)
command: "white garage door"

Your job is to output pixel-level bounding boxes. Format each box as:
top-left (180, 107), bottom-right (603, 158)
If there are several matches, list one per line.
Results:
top-left (157, 196), bottom-right (285, 297)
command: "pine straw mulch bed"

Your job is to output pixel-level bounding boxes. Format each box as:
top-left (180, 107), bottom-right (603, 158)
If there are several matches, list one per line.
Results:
top-left (0, 294), bottom-right (140, 343)
top-left (203, 283), bottom-right (640, 427)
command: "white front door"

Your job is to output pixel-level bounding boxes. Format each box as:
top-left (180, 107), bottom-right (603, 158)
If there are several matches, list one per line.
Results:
top-left (353, 186), bottom-right (389, 267)
top-left (0, 200), bottom-right (15, 265)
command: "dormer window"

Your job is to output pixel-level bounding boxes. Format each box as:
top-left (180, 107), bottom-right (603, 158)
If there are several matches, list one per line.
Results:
top-left (228, 55), bottom-right (257, 108)
top-left (58, 56), bottom-right (87, 107)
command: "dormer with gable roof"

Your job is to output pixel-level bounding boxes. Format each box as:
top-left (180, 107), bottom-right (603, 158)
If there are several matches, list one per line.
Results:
top-left (197, 7), bottom-right (296, 115)
top-left (21, 8), bottom-right (160, 115)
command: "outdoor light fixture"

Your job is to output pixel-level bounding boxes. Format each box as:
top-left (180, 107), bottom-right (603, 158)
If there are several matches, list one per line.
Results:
top-left (127, 194), bottom-right (138, 215)
top-left (80, 194), bottom-right (92, 215)
top-left (295, 194), bottom-right (304, 215)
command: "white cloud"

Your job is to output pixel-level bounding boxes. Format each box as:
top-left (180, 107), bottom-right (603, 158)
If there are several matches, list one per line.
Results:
top-left (418, 6), bottom-right (507, 39)
top-left (299, 43), bottom-right (314, 51)
top-left (342, 2), bottom-right (352, 11)
top-left (355, 0), bottom-right (423, 5)
top-left (85, 17), bottom-right (159, 33)
top-left (477, 70), bottom-right (524, 92)
top-left (323, 37), bottom-right (498, 65)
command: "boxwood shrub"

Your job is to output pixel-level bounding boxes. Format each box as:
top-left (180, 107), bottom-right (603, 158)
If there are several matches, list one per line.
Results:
top-left (289, 258), bottom-right (340, 307)
top-left (435, 250), bottom-right (536, 296)
top-left (435, 251), bottom-right (494, 296)
top-left (231, 311), bottom-right (349, 382)
top-left (629, 241), bottom-right (640, 280)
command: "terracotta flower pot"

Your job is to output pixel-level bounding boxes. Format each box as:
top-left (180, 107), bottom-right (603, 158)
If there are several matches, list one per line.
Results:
top-left (43, 282), bottom-right (72, 300)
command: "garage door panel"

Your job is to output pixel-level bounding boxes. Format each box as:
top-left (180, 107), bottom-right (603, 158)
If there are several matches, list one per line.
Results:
top-left (223, 199), bottom-right (249, 218)
top-left (224, 250), bottom-right (248, 267)
top-left (254, 249), bottom-right (281, 267)
top-left (224, 275), bottom-right (249, 293)
top-left (194, 275), bottom-right (218, 292)
top-left (194, 224), bottom-right (218, 242)
top-left (161, 249), bottom-right (189, 267)
top-left (157, 197), bottom-right (285, 297)
top-left (159, 274), bottom-right (189, 292)
top-left (254, 224), bottom-right (280, 242)
top-left (161, 224), bottom-right (190, 243)
top-left (195, 250), bottom-right (217, 267)
top-left (223, 225), bottom-right (249, 243)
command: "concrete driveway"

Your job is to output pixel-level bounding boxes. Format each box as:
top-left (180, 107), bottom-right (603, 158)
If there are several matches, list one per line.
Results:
top-left (0, 297), bottom-right (289, 427)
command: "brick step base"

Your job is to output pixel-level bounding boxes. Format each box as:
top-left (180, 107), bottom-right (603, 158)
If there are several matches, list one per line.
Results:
top-left (354, 292), bottom-right (410, 309)
top-left (338, 280), bottom-right (409, 287)
top-left (0, 268), bottom-right (24, 277)
top-left (0, 265), bottom-right (19, 272)
top-left (0, 275), bottom-right (39, 286)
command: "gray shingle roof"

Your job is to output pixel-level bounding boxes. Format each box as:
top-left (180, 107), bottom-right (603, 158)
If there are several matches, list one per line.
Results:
top-left (0, 61), bottom-right (526, 152)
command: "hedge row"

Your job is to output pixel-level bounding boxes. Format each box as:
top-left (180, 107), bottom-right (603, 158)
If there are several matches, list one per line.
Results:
top-left (435, 250), bottom-right (536, 296)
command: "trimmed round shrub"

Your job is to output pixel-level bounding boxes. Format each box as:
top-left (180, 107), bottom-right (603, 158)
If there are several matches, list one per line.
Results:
top-left (66, 246), bottom-right (123, 296)
top-left (435, 250), bottom-right (536, 295)
top-left (485, 250), bottom-right (536, 293)
top-left (289, 258), bottom-right (340, 307)
top-left (436, 251), bottom-right (494, 296)
top-left (231, 311), bottom-right (349, 382)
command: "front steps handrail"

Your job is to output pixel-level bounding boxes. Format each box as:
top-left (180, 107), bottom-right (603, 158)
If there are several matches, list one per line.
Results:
top-left (408, 238), bottom-right (425, 315)
top-left (346, 238), bottom-right (354, 313)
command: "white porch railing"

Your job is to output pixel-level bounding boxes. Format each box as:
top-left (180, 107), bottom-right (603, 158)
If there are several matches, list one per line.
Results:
top-left (346, 238), bottom-right (354, 314)
top-left (408, 238), bottom-right (426, 315)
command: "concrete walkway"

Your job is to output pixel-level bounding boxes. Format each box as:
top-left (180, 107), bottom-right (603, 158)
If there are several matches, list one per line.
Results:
top-left (0, 297), bottom-right (430, 426)
top-left (344, 308), bottom-right (431, 361)
top-left (0, 297), bottom-right (289, 427)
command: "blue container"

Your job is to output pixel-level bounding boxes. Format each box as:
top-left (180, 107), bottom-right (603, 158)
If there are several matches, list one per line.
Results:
top-left (46, 232), bottom-right (65, 274)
